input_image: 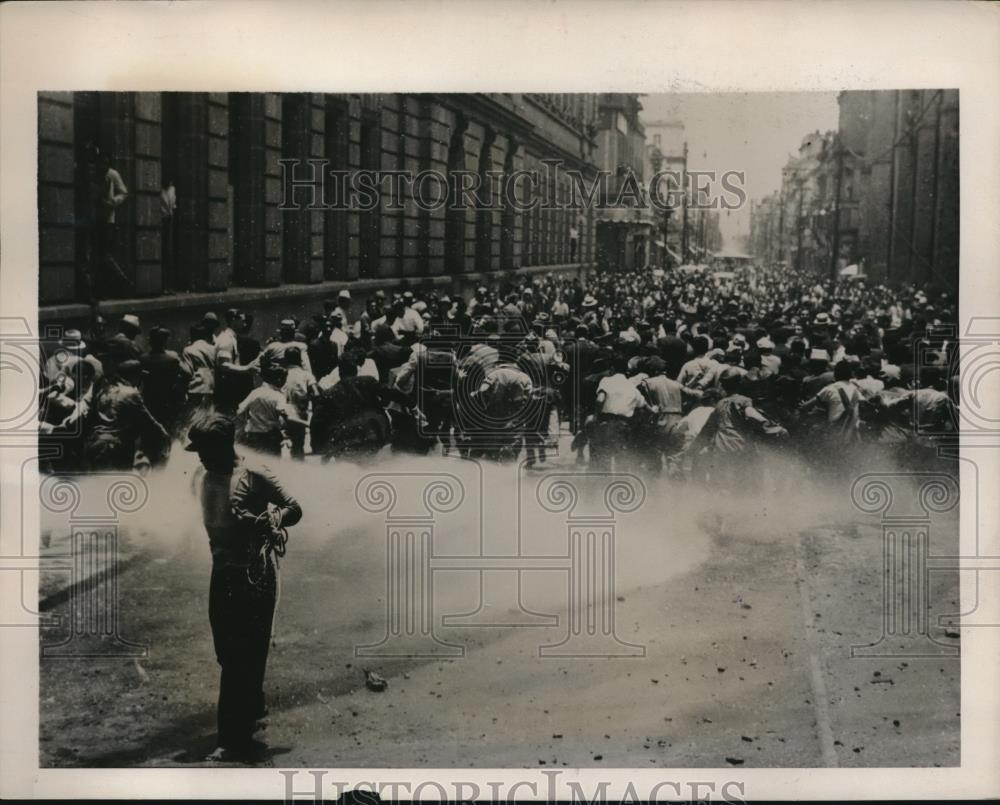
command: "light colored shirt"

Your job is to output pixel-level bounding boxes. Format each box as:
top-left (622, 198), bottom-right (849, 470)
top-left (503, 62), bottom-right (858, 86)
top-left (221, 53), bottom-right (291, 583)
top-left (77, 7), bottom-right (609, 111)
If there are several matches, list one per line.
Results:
top-left (815, 380), bottom-right (861, 439)
top-left (329, 327), bottom-right (349, 357)
top-left (479, 366), bottom-right (533, 419)
top-left (236, 383), bottom-right (295, 434)
top-left (596, 373), bottom-right (645, 418)
top-left (183, 339), bottom-right (217, 395)
top-left (678, 356), bottom-right (722, 390)
top-left (398, 306), bottom-right (425, 334)
top-left (371, 315), bottom-right (404, 337)
top-left (101, 168), bottom-right (129, 224)
top-left (214, 327), bottom-right (240, 365)
top-left (248, 340), bottom-right (313, 377)
top-left (283, 365), bottom-right (316, 419)
top-left (160, 184), bottom-right (177, 217)
top-left (761, 353), bottom-right (781, 374)
top-left (852, 376), bottom-right (884, 398)
top-left (638, 374), bottom-right (685, 414)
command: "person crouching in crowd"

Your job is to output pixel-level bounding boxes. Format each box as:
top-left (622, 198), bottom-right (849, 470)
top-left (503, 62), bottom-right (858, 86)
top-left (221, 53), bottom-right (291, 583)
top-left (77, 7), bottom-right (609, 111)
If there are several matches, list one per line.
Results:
top-left (82, 359), bottom-right (169, 472)
top-left (692, 367), bottom-right (787, 492)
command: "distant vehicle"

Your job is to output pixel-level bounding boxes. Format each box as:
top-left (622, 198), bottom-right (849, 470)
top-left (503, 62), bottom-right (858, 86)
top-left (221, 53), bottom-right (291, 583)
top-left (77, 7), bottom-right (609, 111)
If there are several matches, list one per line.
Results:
top-left (839, 263), bottom-right (867, 281)
top-left (712, 250), bottom-right (755, 271)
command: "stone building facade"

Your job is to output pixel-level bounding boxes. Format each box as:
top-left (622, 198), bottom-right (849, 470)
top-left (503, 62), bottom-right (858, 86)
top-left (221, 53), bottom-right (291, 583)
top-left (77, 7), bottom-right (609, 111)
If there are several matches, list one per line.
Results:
top-left (751, 129), bottom-right (861, 278)
top-left (836, 89), bottom-right (959, 291)
top-left (592, 93), bottom-right (654, 273)
top-left (37, 92), bottom-right (602, 330)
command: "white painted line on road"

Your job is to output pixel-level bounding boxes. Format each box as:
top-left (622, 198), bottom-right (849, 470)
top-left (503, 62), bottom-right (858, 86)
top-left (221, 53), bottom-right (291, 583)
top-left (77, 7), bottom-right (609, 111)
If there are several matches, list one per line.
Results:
top-left (795, 544), bottom-right (839, 768)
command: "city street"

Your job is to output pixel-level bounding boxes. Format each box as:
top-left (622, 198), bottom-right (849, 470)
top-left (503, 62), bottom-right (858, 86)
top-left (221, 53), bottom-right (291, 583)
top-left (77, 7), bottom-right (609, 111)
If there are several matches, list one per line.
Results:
top-left (38, 438), bottom-right (961, 769)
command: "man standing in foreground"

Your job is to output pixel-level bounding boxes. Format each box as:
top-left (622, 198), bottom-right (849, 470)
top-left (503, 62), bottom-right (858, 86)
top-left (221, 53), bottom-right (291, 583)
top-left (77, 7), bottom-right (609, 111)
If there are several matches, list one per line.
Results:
top-left (186, 414), bottom-right (303, 762)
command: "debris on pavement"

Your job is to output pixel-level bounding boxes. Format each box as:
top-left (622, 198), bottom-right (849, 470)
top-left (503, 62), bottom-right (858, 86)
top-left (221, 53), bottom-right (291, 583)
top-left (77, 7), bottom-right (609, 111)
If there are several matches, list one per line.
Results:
top-left (364, 669), bottom-right (388, 692)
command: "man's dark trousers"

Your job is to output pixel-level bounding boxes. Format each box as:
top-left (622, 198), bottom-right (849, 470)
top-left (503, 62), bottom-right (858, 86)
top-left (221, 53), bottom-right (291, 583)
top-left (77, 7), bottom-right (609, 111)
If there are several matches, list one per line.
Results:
top-left (208, 561), bottom-right (275, 749)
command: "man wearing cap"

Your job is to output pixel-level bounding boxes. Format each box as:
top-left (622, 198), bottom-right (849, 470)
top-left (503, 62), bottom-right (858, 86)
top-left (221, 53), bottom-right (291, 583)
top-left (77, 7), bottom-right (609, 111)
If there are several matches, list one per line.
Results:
top-left (331, 290), bottom-right (362, 339)
top-left (327, 312), bottom-right (349, 359)
top-left (332, 290), bottom-right (352, 326)
top-left (397, 291), bottom-right (425, 337)
top-left (425, 295), bottom-right (456, 341)
top-left (103, 314), bottom-right (144, 378)
top-left (186, 413), bottom-right (302, 762)
top-left (43, 328), bottom-right (105, 388)
top-left (202, 310), bottom-right (221, 339)
top-left (757, 336), bottom-right (781, 374)
top-left (246, 319), bottom-right (314, 377)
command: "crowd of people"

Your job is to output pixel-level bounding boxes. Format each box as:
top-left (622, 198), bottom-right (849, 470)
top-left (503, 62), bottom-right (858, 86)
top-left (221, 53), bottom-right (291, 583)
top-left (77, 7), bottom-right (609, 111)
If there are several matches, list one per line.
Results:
top-left (36, 261), bottom-right (960, 762)
top-left (38, 262), bottom-right (959, 483)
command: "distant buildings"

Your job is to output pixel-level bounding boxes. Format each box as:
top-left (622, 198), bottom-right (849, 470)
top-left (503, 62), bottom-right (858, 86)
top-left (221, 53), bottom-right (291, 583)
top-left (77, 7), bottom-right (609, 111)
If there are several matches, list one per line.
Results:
top-left (642, 119), bottom-right (723, 266)
top-left (785, 130), bottom-right (839, 277)
top-left (644, 120), bottom-right (686, 266)
top-left (593, 93), bottom-right (653, 272)
top-left (750, 90), bottom-right (959, 291)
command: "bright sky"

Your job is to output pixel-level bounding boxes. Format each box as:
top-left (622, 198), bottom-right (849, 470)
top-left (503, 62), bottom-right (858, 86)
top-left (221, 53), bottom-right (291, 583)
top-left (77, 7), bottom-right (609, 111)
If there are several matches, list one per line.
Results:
top-left (640, 92), bottom-right (840, 248)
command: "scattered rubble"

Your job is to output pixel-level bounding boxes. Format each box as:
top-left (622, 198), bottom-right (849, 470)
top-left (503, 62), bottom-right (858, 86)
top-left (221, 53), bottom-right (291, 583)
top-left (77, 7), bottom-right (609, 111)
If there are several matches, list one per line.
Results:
top-left (364, 670), bottom-right (388, 693)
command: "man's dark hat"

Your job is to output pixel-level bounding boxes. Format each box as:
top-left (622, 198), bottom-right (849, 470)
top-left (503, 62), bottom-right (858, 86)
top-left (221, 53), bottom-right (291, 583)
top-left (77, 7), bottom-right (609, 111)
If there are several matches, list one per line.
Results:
top-left (184, 413), bottom-right (236, 452)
